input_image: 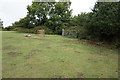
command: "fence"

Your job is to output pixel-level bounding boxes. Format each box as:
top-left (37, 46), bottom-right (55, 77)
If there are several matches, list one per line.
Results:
top-left (62, 29), bottom-right (78, 38)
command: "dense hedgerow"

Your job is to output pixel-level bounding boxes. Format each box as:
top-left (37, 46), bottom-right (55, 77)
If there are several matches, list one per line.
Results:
top-left (16, 26), bottom-right (53, 34)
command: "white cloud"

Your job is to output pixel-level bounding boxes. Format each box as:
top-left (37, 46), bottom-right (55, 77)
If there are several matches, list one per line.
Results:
top-left (70, 0), bottom-right (97, 16)
top-left (0, 0), bottom-right (32, 27)
top-left (0, 0), bottom-right (97, 27)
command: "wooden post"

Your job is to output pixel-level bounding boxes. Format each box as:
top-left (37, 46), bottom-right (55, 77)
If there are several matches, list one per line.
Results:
top-left (62, 29), bottom-right (64, 36)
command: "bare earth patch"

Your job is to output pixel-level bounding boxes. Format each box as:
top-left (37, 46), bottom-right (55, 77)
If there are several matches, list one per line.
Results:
top-left (26, 50), bottom-right (43, 59)
top-left (31, 38), bottom-right (46, 41)
top-left (46, 47), bottom-right (51, 49)
top-left (2, 46), bottom-right (16, 50)
top-left (64, 45), bottom-right (68, 46)
top-left (77, 73), bottom-right (84, 78)
top-left (7, 37), bottom-right (14, 39)
top-left (8, 52), bottom-right (22, 56)
top-left (39, 43), bottom-right (46, 45)
top-left (32, 50), bottom-right (43, 53)
top-left (11, 64), bottom-right (16, 66)
top-left (88, 58), bottom-right (98, 63)
top-left (75, 51), bottom-right (81, 54)
top-left (90, 49), bottom-right (103, 55)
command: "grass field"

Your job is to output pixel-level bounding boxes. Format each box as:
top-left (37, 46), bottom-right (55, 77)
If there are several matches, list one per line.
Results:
top-left (2, 31), bottom-right (118, 78)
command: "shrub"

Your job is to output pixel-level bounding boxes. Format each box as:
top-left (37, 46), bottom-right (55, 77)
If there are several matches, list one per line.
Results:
top-left (17, 28), bottom-right (33, 33)
top-left (13, 28), bottom-right (20, 31)
top-left (32, 26), bottom-right (54, 34)
top-left (16, 26), bottom-right (54, 34)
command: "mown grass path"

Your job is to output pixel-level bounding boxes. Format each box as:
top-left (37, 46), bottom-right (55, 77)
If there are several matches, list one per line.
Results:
top-left (2, 31), bottom-right (118, 78)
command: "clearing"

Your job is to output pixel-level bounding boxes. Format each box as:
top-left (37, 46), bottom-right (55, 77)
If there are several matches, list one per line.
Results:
top-left (2, 31), bottom-right (118, 78)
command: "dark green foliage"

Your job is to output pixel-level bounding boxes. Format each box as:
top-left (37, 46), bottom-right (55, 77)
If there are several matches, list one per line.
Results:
top-left (45, 2), bottom-right (72, 34)
top-left (70, 12), bottom-right (88, 27)
top-left (17, 28), bottom-right (33, 33)
top-left (68, 2), bottom-right (120, 48)
top-left (16, 26), bottom-right (53, 34)
top-left (69, 13), bottom-right (90, 39)
top-left (85, 2), bottom-right (120, 42)
top-left (3, 26), bottom-right (16, 31)
top-left (27, 2), bottom-right (54, 26)
top-left (32, 26), bottom-right (53, 34)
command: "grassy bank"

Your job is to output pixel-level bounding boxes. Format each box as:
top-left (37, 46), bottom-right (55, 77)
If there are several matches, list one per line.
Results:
top-left (2, 31), bottom-right (118, 78)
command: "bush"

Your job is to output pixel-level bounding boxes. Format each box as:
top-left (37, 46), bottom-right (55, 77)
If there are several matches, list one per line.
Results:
top-left (17, 28), bottom-right (31, 33)
top-left (13, 28), bottom-right (20, 31)
top-left (16, 26), bottom-right (54, 34)
top-left (77, 27), bottom-right (88, 39)
top-left (32, 26), bottom-right (54, 34)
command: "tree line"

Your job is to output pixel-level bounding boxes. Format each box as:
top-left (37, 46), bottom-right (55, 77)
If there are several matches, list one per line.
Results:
top-left (3, 1), bottom-right (72, 34)
top-left (3, 1), bottom-right (120, 48)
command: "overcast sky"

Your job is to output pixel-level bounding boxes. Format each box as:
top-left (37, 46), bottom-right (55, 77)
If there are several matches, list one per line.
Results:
top-left (0, 0), bottom-right (97, 27)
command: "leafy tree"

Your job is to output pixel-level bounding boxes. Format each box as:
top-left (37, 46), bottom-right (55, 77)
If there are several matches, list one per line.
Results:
top-left (45, 1), bottom-right (72, 34)
top-left (7, 0), bottom-right (72, 34)
top-left (85, 2), bottom-right (120, 42)
top-left (70, 12), bottom-right (89, 27)
top-left (27, 1), bottom-right (56, 26)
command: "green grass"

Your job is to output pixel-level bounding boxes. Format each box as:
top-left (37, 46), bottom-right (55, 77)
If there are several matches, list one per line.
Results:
top-left (2, 31), bottom-right (118, 78)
